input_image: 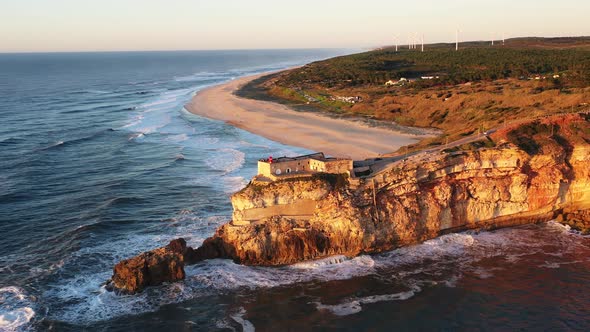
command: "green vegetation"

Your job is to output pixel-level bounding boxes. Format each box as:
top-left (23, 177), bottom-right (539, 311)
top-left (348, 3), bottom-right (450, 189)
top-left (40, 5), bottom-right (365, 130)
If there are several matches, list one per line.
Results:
top-left (442, 138), bottom-right (496, 154)
top-left (278, 38), bottom-right (590, 89)
top-left (240, 37), bottom-right (590, 154)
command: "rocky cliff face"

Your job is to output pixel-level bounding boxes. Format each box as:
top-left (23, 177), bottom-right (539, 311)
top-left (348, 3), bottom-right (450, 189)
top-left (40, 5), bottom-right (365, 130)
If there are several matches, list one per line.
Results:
top-left (107, 239), bottom-right (189, 294)
top-left (195, 113), bottom-right (590, 266)
top-left (109, 113), bottom-right (590, 293)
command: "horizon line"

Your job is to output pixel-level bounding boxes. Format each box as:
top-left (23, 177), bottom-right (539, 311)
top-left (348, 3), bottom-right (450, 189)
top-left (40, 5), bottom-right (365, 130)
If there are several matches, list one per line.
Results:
top-left (1, 35), bottom-right (588, 55)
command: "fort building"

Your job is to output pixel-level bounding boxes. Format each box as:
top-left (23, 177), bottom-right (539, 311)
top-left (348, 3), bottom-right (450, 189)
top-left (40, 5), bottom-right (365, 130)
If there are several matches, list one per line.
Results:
top-left (257, 152), bottom-right (353, 180)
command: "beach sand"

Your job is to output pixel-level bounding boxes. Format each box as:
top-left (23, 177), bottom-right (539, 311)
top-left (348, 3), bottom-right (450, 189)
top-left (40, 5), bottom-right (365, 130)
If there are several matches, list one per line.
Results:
top-left (185, 73), bottom-right (430, 160)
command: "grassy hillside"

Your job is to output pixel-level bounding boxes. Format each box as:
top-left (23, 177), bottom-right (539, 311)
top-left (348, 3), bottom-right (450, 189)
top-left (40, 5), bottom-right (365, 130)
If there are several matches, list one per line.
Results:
top-left (242, 37), bottom-right (590, 152)
top-left (277, 37), bottom-right (590, 88)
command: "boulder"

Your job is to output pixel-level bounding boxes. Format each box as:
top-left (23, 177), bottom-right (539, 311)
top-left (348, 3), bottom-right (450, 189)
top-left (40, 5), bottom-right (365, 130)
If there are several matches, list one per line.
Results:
top-left (107, 239), bottom-right (188, 294)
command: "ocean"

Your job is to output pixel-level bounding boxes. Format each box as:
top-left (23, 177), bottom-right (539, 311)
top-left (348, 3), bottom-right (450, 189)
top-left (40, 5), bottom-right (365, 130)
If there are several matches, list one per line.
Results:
top-left (1, 50), bottom-right (589, 331)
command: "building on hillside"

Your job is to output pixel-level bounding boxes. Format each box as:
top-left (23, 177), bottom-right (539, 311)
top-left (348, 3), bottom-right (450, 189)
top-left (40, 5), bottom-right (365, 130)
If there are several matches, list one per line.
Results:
top-left (332, 95), bottom-right (363, 104)
top-left (257, 152), bottom-right (353, 179)
top-left (385, 78), bottom-right (408, 86)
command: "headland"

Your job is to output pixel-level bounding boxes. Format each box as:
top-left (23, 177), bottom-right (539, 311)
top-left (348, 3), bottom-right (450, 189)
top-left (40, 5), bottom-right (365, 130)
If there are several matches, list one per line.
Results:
top-left (110, 37), bottom-right (590, 294)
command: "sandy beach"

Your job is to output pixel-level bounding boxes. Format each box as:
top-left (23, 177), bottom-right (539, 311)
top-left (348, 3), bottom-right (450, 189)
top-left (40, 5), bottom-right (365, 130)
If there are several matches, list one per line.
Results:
top-left (185, 73), bottom-right (430, 160)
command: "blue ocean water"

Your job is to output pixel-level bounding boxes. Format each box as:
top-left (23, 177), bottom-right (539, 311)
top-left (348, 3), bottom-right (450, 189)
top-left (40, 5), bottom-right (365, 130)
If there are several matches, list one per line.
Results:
top-left (0, 49), bottom-right (341, 330)
top-left (1, 50), bottom-right (590, 331)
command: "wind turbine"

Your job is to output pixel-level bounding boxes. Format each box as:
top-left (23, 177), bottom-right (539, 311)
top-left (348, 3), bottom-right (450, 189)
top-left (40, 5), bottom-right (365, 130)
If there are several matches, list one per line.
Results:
top-left (421, 34), bottom-right (425, 52)
top-left (415, 32), bottom-right (420, 50)
top-left (455, 28), bottom-right (462, 51)
top-left (393, 34), bottom-right (400, 52)
top-left (490, 32), bottom-right (495, 46)
top-left (415, 32), bottom-right (420, 48)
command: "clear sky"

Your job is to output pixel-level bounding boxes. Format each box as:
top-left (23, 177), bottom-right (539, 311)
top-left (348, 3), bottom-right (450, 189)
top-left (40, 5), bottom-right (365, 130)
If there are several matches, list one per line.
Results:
top-left (1, 0), bottom-right (588, 52)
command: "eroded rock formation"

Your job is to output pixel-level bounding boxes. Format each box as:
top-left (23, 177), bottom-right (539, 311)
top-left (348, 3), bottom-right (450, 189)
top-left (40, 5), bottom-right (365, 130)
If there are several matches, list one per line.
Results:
top-left (107, 239), bottom-right (189, 294)
top-left (109, 113), bottom-right (590, 293)
top-left (194, 113), bottom-right (590, 265)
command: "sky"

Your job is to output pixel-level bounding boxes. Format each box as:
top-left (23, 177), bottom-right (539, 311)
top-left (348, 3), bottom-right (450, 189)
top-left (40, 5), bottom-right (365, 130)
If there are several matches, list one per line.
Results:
top-left (1, 0), bottom-right (589, 52)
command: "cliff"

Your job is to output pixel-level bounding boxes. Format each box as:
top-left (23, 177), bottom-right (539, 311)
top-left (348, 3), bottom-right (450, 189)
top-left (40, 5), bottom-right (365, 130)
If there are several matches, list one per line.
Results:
top-left (109, 113), bottom-right (590, 293)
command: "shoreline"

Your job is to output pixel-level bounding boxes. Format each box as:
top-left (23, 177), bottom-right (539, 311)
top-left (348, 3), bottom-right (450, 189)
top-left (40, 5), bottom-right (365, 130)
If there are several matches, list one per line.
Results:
top-left (185, 72), bottom-right (433, 160)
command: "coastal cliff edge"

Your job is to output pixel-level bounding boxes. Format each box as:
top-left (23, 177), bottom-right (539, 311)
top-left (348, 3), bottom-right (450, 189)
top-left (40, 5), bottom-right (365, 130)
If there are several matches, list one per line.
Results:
top-left (108, 113), bottom-right (590, 294)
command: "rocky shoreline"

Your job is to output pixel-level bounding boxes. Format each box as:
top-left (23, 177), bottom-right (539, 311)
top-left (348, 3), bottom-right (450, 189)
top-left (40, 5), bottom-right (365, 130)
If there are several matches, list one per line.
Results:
top-left (108, 113), bottom-right (590, 294)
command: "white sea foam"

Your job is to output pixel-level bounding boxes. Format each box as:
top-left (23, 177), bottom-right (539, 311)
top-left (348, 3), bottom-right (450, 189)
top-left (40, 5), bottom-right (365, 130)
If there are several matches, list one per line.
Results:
top-left (539, 260), bottom-right (584, 269)
top-left (539, 261), bottom-right (561, 269)
top-left (165, 133), bottom-right (189, 143)
top-left (222, 176), bottom-right (248, 194)
top-left (121, 87), bottom-right (195, 134)
top-left (39, 140), bottom-right (65, 150)
top-left (230, 307), bottom-right (255, 332)
top-left (0, 286), bottom-right (35, 332)
top-left (128, 133), bottom-right (145, 141)
top-left (85, 89), bottom-right (110, 94)
top-left (315, 286), bottom-right (420, 316)
top-left (44, 222), bottom-right (590, 325)
top-left (547, 220), bottom-right (572, 233)
top-left (204, 148), bottom-right (246, 174)
top-left (289, 255), bottom-right (376, 281)
top-left (129, 113), bottom-right (171, 134)
top-left (43, 213), bottom-right (230, 324)
top-left (174, 72), bottom-right (229, 82)
top-left (316, 301), bottom-right (362, 316)
top-left (186, 254), bottom-right (377, 293)
top-left (120, 114), bottom-right (143, 129)
top-left (47, 230), bottom-right (431, 324)
top-left (376, 232), bottom-right (476, 268)
top-left (547, 220), bottom-right (590, 238)
top-left (140, 97), bottom-right (178, 109)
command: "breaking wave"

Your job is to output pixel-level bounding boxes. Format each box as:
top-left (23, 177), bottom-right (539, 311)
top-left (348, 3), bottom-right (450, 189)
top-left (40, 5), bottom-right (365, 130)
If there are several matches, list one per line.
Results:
top-left (315, 286), bottom-right (420, 316)
top-left (205, 148), bottom-right (246, 174)
top-left (0, 287), bottom-right (35, 332)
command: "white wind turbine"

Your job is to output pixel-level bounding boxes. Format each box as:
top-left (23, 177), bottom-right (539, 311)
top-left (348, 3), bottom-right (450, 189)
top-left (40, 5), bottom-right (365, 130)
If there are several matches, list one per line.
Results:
top-left (421, 34), bottom-right (425, 52)
top-left (490, 32), bottom-right (495, 46)
top-left (394, 34), bottom-right (400, 52)
top-left (455, 28), bottom-right (463, 51)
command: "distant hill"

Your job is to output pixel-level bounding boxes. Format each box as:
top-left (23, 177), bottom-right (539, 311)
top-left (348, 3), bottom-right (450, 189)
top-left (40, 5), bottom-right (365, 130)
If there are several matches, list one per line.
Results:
top-left (275, 37), bottom-right (590, 89)
top-left (241, 37), bottom-right (590, 152)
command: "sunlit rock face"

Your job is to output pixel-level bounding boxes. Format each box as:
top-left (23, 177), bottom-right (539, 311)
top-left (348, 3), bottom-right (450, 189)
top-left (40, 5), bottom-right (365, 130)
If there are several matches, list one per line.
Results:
top-left (198, 114), bottom-right (590, 266)
top-left (109, 113), bottom-right (590, 292)
top-left (107, 239), bottom-right (188, 294)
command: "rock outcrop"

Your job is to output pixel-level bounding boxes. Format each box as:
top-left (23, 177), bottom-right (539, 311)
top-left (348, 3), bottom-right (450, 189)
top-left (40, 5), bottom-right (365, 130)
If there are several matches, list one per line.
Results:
top-left (193, 113), bottom-right (590, 265)
top-left (109, 113), bottom-right (590, 292)
top-left (107, 239), bottom-right (189, 294)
